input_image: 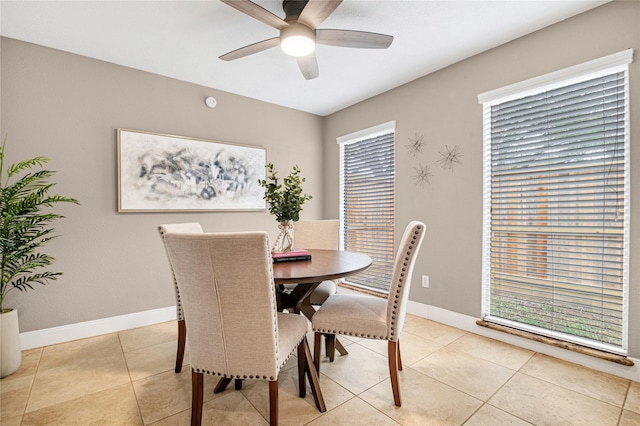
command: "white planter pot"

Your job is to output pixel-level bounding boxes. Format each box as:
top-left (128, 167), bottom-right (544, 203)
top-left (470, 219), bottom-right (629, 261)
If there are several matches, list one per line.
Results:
top-left (1, 308), bottom-right (22, 378)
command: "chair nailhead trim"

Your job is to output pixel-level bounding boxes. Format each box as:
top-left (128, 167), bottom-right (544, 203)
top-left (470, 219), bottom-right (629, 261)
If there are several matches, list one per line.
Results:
top-left (313, 328), bottom-right (389, 340)
top-left (387, 225), bottom-right (423, 337)
top-left (191, 335), bottom-right (305, 382)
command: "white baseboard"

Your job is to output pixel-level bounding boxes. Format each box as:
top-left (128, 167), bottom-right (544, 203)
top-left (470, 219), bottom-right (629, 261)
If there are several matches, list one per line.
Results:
top-left (20, 302), bottom-right (640, 382)
top-left (20, 307), bottom-right (176, 350)
top-left (406, 301), bottom-right (640, 382)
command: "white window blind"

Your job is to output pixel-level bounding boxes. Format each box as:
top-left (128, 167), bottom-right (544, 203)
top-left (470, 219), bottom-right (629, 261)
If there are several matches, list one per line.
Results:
top-left (480, 50), bottom-right (632, 354)
top-left (338, 122), bottom-right (395, 292)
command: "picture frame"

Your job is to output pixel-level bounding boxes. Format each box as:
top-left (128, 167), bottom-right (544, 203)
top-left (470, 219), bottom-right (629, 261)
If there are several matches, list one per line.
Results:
top-left (117, 128), bottom-right (267, 212)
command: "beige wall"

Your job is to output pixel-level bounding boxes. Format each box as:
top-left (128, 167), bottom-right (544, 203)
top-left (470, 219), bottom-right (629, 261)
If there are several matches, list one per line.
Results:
top-left (323, 1), bottom-right (640, 355)
top-left (0, 38), bottom-right (324, 332)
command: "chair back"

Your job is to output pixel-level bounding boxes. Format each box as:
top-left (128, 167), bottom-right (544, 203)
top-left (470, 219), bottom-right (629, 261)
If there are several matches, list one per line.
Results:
top-left (294, 220), bottom-right (339, 250)
top-left (162, 231), bottom-right (281, 379)
top-left (158, 223), bottom-right (203, 321)
top-left (386, 221), bottom-right (426, 341)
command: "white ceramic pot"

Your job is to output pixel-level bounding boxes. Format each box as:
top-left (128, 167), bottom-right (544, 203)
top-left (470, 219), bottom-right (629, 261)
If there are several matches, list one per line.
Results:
top-left (1, 308), bottom-right (22, 378)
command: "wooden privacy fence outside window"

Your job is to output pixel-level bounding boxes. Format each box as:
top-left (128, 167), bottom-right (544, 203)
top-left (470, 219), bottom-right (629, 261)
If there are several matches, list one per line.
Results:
top-left (479, 50), bottom-right (632, 355)
top-left (338, 122), bottom-right (396, 293)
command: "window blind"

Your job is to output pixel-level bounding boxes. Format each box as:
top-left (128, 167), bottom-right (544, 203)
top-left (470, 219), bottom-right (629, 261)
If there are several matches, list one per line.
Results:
top-left (340, 130), bottom-right (395, 292)
top-left (481, 64), bottom-right (630, 353)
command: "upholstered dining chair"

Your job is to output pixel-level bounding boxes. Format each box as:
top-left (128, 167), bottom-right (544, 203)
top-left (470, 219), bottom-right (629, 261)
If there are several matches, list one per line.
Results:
top-left (161, 231), bottom-right (325, 426)
top-left (311, 221), bottom-right (426, 407)
top-left (288, 219), bottom-right (340, 306)
top-left (157, 222), bottom-right (203, 373)
top-left (281, 219), bottom-right (349, 358)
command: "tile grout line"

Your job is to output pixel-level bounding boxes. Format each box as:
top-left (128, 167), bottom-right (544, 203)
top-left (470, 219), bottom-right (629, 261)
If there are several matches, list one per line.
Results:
top-left (316, 338), bottom-right (405, 424)
top-left (616, 380), bottom-right (632, 426)
top-left (20, 347), bottom-right (44, 423)
top-left (516, 361), bottom-right (629, 411)
top-left (345, 339), bottom-right (405, 425)
top-left (453, 331), bottom-right (538, 425)
top-left (117, 330), bottom-right (147, 425)
top-left (458, 369), bottom-right (522, 425)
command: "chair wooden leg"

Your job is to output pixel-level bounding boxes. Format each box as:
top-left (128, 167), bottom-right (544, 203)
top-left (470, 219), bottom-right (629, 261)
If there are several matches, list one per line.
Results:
top-left (269, 380), bottom-right (279, 426)
top-left (297, 341), bottom-right (306, 398)
top-left (388, 341), bottom-right (401, 407)
top-left (313, 332), bottom-right (322, 375)
top-left (397, 339), bottom-right (403, 371)
top-left (214, 378), bottom-right (241, 393)
top-left (214, 377), bottom-right (231, 393)
top-left (175, 319), bottom-right (186, 373)
top-left (334, 338), bottom-right (349, 357)
top-left (322, 334), bottom-right (347, 360)
top-left (276, 285), bottom-right (287, 312)
top-left (324, 335), bottom-right (330, 357)
top-left (326, 334), bottom-right (336, 362)
top-left (191, 371), bottom-right (204, 426)
top-left (303, 337), bottom-right (327, 413)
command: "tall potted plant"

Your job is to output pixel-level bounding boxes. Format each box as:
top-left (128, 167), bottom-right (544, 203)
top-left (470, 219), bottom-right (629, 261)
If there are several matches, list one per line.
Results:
top-left (0, 137), bottom-right (79, 377)
top-left (258, 163), bottom-right (312, 253)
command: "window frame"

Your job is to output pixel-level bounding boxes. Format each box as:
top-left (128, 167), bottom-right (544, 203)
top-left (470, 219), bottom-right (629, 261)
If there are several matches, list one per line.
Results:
top-left (478, 50), bottom-right (633, 354)
top-left (338, 121), bottom-right (396, 294)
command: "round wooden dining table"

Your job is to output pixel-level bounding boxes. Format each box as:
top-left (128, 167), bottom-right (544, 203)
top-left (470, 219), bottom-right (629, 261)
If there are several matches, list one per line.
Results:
top-left (273, 249), bottom-right (372, 285)
top-left (272, 249), bottom-right (372, 355)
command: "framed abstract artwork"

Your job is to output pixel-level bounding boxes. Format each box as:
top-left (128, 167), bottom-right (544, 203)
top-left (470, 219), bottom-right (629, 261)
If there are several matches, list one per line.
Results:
top-left (117, 129), bottom-right (267, 212)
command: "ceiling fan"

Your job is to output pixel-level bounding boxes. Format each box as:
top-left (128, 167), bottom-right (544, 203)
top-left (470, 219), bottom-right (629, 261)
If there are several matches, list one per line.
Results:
top-left (219, 0), bottom-right (394, 80)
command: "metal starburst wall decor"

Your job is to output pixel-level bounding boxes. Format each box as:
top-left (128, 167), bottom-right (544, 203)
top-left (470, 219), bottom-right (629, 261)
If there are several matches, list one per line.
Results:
top-left (437, 144), bottom-right (463, 171)
top-left (406, 133), bottom-right (425, 157)
top-left (411, 163), bottom-right (433, 187)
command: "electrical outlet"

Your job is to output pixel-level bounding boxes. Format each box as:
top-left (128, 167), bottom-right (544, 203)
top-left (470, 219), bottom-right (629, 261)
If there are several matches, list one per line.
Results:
top-left (422, 275), bottom-right (429, 288)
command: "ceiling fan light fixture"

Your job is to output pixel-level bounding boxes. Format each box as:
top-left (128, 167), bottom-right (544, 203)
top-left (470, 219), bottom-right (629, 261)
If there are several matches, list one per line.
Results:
top-left (280, 23), bottom-right (316, 57)
top-left (281, 35), bottom-right (315, 56)
top-left (219, 0), bottom-right (393, 80)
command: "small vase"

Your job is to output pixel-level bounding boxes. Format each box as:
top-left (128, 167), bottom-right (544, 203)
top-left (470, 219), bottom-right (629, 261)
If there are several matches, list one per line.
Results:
top-left (1, 308), bottom-right (22, 378)
top-left (273, 220), bottom-right (295, 253)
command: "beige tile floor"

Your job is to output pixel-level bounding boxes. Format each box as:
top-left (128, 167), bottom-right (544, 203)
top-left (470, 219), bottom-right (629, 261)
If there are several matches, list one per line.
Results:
top-left (2, 314), bottom-right (640, 425)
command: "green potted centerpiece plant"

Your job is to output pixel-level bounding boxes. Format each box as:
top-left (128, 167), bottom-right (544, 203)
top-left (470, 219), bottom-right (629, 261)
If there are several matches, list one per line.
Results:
top-left (0, 137), bottom-right (79, 378)
top-left (258, 163), bottom-right (312, 253)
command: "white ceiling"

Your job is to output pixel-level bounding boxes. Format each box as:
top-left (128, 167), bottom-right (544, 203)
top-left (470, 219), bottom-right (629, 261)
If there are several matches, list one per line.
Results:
top-left (1, 0), bottom-right (609, 116)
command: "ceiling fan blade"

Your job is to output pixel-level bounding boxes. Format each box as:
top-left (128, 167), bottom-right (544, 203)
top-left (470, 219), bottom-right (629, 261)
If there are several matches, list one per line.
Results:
top-left (220, 0), bottom-right (289, 30)
top-left (219, 37), bottom-right (280, 61)
top-left (296, 54), bottom-right (319, 80)
top-left (297, 0), bottom-right (343, 29)
top-left (317, 29), bottom-right (393, 49)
